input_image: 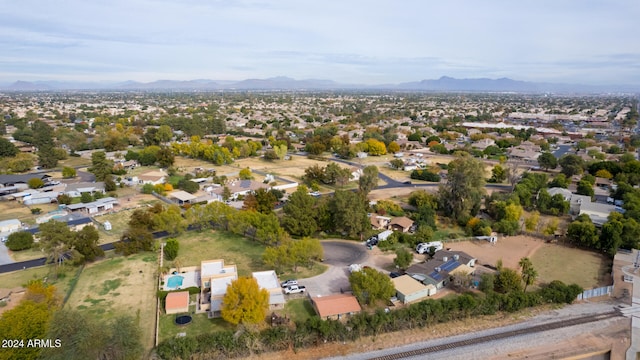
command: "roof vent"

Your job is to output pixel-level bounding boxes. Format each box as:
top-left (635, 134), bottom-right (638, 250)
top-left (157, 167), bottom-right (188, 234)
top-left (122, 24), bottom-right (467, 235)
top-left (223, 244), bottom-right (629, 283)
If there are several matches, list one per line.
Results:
top-left (453, 254), bottom-right (459, 261)
top-left (435, 267), bottom-right (441, 272)
top-left (442, 256), bottom-right (448, 262)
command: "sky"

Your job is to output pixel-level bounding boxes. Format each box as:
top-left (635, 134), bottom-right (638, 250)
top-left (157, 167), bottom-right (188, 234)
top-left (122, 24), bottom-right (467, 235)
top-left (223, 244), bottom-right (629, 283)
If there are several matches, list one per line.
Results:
top-left (1, 0), bottom-right (639, 86)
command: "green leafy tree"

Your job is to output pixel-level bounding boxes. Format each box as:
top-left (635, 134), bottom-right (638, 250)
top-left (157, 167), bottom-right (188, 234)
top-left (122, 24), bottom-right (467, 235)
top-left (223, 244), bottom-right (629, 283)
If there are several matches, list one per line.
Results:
top-left (177, 179), bottom-right (199, 194)
top-left (548, 174), bottom-right (570, 188)
top-left (393, 247), bottom-right (413, 271)
top-left (164, 238), bottom-right (179, 261)
top-left (494, 267), bottom-right (523, 293)
top-left (62, 166), bottom-right (77, 178)
top-left (0, 137), bottom-right (18, 158)
top-left (6, 153), bottom-right (36, 172)
top-left (89, 151), bottom-right (114, 182)
top-left (253, 187), bottom-right (277, 214)
top-left (566, 214), bottom-right (598, 248)
top-left (387, 141), bottom-right (400, 153)
top-left (157, 146), bottom-right (175, 168)
top-left (153, 205), bottom-right (187, 235)
top-left (80, 192), bottom-right (93, 203)
top-left (221, 277), bottom-right (269, 325)
top-left (438, 155), bottom-right (486, 222)
top-left (239, 167), bottom-right (253, 180)
top-left (576, 180), bottom-right (595, 199)
top-left (156, 125), bottom-right (174, 144)
top-left (27, 177), bottom-right (44, 189)
top-left (559, 154), bottom-right (585, 177)
top-left (358, 165), bottom-right (379, 195)
top-left (38, 220), bottom-right (74, 272)
top-left (5, 231), bottom-right (34, 251)
top-left (537, 152), bottom-right (558, 171)
top-left (72, 225), bottom-right (104, 263)
top-left (365, 138), bottom-right (387, 155)
top-left (329, 190), bottom-right (369, 238)
top-left (390, 158), bottom-right (404, 169)
top-left (349, 267), bottom-right (395, 305)
top-left (489, 164), bottom-right (507, 183)
top-left (282, 186), bottom-right (317, 236)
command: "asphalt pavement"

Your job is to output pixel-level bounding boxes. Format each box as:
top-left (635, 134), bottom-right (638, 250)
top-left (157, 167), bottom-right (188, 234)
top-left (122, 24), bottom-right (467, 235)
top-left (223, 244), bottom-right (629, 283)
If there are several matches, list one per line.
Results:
top-left (0, 242), bottom-right (14, 265)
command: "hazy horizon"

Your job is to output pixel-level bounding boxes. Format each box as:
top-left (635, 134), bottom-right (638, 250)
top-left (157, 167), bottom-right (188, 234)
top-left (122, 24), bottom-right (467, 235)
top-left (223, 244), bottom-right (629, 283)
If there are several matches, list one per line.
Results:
top-left (2, 1), bottom-right (639, 86)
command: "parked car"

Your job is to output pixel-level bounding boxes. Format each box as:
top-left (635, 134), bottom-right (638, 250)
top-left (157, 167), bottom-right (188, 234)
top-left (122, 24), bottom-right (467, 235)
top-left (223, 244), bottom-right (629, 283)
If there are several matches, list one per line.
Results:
top-left (366, 237), bottom-right (378, 247)
top-left (281, 279), bottom-right (298, 288)
top-left (284, 285), bottom-right (306, 294)
top-left (389, 272), bottom-right (402, 278)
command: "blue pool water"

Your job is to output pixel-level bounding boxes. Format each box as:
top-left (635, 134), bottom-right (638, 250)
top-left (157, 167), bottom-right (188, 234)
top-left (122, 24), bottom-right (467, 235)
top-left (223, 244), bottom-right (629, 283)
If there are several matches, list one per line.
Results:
top-left (167, 275), bottom-right (184, 289)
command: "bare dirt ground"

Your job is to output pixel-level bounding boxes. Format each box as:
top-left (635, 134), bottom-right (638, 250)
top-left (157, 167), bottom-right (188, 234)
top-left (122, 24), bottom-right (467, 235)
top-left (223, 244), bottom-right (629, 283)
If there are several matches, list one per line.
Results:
top-left (448, 235), bottom-right (545, 270)
top-left (0, 290), bottom-right (25, 316)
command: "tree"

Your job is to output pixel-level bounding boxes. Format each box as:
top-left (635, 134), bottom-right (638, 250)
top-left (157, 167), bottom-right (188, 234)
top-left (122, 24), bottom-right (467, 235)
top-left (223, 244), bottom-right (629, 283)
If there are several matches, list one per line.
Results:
top-left (153, 205), bottom-right (187, 235)
top-left (567, 214), bottom-right (598, 248)
top-left (518, 257), bottom-right (538, 292)
top-left (524, 211), bottom-right (540, 232)
top-left (489, 164), bottom-right (507, 183)
top-left (282, 186), bottom-right (317, 236)
top-left (253, 188), bottom-right (277, 214)
top-left (157, 146), bottom-right (175, 168)
top-left (548, 174), bottom-right (570, 188)
top-left (80, 192), bottom-right (93, 203)
top-left (559, 154), bottom-right (584, 177)
top-left (273, 144), bottom-right (288, 160)
top-left (27, 177), bottom-right (44, 189)
top-left (41, 309), bottom-right (106, 360)
top-left (438, 155), bottom-right (486, 222)
top-left (358, 165), bottom-right (379, 196)
top-left (387, 141), bottom-right (400, 153)
top-left (576, 180), bottom-right (594, 199)
top-left (177, 179), bottom-right (199, 194)
top-left (349, 267), bottom-right (395, 305)
top-left (365, 138), bottom-right (387, 156)
top-left (537, 152), bottom-right (558, 171)
top-left (390, 158), bottom-right (404, 169)
top-left (38, 220), bottom-right (74, 272)
top-left (0, 137), bottom-right (18, 158)
top-left (239, 167), bottom-right (253, 180)
top-left (5, 231), bottom-right (34, 251)
top-left (393, 247), bottom-right (413, 271)
top-left (329, 190), bottom-right (369, 238)
top-left (222, 186), bottom-right (232, 201)
top-left (156, 125), bottom-right (174, 144)
top-left (164, 238), bottom-right (179, 261)
top-left (72, 225), bottom-right (104, 263)
top-left (221, 277), bottom-right (269, 325)
top-left (494, 267), bottom-right (523, 293)
top-left (62, 166), bottom-right (77, 178)
top-left (89, 151), bottom-right (114, 181)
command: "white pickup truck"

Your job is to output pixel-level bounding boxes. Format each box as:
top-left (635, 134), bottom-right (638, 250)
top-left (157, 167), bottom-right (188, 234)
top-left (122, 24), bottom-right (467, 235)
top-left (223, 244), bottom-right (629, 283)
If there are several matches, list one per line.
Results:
top-left (284, 285), bottom-right (306, 294)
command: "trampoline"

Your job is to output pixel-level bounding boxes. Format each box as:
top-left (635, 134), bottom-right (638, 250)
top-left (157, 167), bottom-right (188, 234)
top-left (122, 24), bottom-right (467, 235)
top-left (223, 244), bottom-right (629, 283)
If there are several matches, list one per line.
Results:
top-left (166, 275), bottom-right (184, 289)
top-left (175, 315), bottom-right (192, 326)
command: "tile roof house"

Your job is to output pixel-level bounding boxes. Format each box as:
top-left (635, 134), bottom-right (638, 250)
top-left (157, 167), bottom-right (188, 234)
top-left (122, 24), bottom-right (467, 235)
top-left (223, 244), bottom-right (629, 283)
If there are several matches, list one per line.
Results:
top-left (388, 216), bottom-right (414, 233)
top-left (165, 291), bottom-right (190, 314)
top-left (311, 293), bottom-right (362, 321)
top-left (407, 250), bottom-right (476, 289)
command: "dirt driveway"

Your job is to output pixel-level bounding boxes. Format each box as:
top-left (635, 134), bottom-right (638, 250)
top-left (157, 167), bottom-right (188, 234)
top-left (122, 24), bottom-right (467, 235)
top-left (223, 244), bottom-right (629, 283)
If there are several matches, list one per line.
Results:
top-left (298, 240), bottom-right (368, 296)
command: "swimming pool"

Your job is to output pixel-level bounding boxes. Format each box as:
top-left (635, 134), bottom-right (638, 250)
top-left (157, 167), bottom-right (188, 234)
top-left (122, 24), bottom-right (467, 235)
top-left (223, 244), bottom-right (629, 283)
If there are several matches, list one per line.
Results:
top-left (166, 275), bottom-right (184, 289)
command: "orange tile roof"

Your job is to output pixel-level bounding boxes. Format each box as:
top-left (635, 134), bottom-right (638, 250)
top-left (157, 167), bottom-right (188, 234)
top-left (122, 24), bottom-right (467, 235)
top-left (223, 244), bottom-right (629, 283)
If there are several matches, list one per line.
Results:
top-left (165, 291), bottom-right (189, 310)
top-left (313, 294), bottom-right (361, 318)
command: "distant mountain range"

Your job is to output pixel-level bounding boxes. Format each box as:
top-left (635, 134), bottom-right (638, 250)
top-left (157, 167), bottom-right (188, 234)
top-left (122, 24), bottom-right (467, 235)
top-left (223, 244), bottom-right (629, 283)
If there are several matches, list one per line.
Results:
top-left (1, 76), bottom-right (637, 93)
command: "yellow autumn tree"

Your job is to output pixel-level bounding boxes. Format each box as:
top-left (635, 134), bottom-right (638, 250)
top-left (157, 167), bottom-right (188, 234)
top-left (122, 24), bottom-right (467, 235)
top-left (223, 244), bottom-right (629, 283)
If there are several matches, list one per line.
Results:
top-left (221, 277), bottom-right (269, 325)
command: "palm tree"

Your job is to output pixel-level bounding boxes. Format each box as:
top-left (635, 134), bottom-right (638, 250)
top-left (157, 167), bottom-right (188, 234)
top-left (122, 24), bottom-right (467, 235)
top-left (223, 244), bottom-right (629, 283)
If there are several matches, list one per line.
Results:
top-left (518, 257), bottom-right (538, 292)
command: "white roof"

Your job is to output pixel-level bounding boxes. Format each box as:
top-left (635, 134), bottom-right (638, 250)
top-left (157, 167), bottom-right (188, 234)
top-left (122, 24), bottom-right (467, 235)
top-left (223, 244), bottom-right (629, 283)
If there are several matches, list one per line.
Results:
top-left (0, 219), bottom-right (21, 227)
top-left (210, 275), bottom-right (237, 296)
top-left (169, 190), bottom-right (197, 202)
top-left (252, 270), bottom-right (279, 290)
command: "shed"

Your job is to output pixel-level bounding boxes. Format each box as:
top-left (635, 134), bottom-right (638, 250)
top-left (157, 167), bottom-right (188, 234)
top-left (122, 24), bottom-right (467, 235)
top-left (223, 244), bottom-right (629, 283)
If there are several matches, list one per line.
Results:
top-left (165, 291), bottom-right (190, 314)
top-left (392, 275), bottom-right (436, 304)
top-left (312, 293), bottom-right (361, 321)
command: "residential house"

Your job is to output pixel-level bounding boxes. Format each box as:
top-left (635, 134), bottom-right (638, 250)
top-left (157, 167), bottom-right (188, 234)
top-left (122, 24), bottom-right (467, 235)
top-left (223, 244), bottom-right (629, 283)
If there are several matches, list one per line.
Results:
top-left (25, 213), bottom-right (93, 235)
top-left (311, 293), bottom-right (362, 321)
top-left (23, 191), bottom-right (60, 205)
top-left (0, 219), bottom-right (22, 241)
top-left (471, 138), bottom-right (496, 151)
top-left (570, 194), bottom-right (621, 227)
top-left (407, 250), bottom-right (476, 289)
top-left (64, 182), bottom-right (106, 198)
top-left (137, 170), bottom-right (166, 185)
top-left (252, 270), bottom-right (286, 310)
top-left (370, 214), bottom-right (391, 230)
top-left (66, 197), bottom-right (118, 215)
top-left (168, 190), bottom-right (197, 205)
top-left (165, 291), bottom-right (190, 314)
top-left (546, 187), bottom-right (572, 201)
top-left (0, 174), bottom-right (50, 187)
top-left (350, 167), bottom-right (363, 181)
top-left (392, 275), bottom-right (436, 304)
top-left (199, 259), bottom-right (238, 316)
top-left (210, 180), bottom-right (269, 200)
top-left (0, 184), bottom-right (28, 196)
top-left (388, 217), bottom-right (414, 233)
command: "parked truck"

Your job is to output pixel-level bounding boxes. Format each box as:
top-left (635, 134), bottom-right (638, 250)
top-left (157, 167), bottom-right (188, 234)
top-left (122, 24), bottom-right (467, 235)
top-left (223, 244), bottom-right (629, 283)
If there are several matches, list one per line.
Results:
top-left (284, 285), bottom-right (306, 294)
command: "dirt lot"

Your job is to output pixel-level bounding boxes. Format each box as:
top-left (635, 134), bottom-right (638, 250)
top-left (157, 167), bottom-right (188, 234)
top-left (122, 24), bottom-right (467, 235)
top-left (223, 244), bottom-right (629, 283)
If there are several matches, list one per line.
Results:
top-left (65, 253), bottom-right (158, 353)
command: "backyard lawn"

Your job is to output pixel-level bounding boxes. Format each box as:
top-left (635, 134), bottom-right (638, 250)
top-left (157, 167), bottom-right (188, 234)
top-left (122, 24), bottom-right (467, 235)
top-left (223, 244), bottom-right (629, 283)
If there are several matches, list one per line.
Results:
top-left (531, 244), bottom-right (611, 289)
top-left (0, 265), bottom-right (74, 298)
top-left (281, 298), bottom-right (316, 323)
top-left (159, 307), bottom-right (234, 342)
top-left (64, 252), bottom-right (159, 353)
top-left (169, 230), bottom-right (268, 276)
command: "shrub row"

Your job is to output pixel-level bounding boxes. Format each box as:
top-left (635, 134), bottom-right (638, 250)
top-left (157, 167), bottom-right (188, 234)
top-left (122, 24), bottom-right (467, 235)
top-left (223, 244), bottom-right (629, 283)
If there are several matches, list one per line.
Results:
top-left (156, 281), bottom-right (582, 359)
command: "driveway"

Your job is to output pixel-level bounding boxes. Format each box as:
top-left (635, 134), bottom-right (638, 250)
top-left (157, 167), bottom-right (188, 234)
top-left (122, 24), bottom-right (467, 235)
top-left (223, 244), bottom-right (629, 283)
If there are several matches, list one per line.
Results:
top-left (0, 242), bottom-right (14, 265)
top-left (297, 240), bottom-right (368, 296)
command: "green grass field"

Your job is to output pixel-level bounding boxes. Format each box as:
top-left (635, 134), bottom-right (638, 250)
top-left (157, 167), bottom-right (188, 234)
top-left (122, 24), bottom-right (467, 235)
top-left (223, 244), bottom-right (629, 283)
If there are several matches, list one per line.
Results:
top-left (282, 298), bottom-right (316, 323)
top-left (531, 244), bottom-right (611, 289)
top-left (170, 230), bottom-right (270, 276)
top-left (159, 307), bottom-right (234, 342)
top-left (0, 264), bottom-right (75, 299)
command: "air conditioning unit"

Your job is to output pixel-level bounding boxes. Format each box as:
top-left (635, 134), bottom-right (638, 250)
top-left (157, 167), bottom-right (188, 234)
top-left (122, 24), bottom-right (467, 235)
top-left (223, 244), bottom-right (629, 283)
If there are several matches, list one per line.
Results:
top-left (442, 256), bottom-right (448, 262)
top-left (453, 254), bottom-right (459, 261)
top-left (435, 267), bottom-right (441, 272)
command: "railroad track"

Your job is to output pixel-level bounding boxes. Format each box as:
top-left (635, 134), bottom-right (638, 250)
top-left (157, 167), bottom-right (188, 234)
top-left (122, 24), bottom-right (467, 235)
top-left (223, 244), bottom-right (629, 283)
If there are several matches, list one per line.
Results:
top-left (367, 311), bottom-right (621, 360)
